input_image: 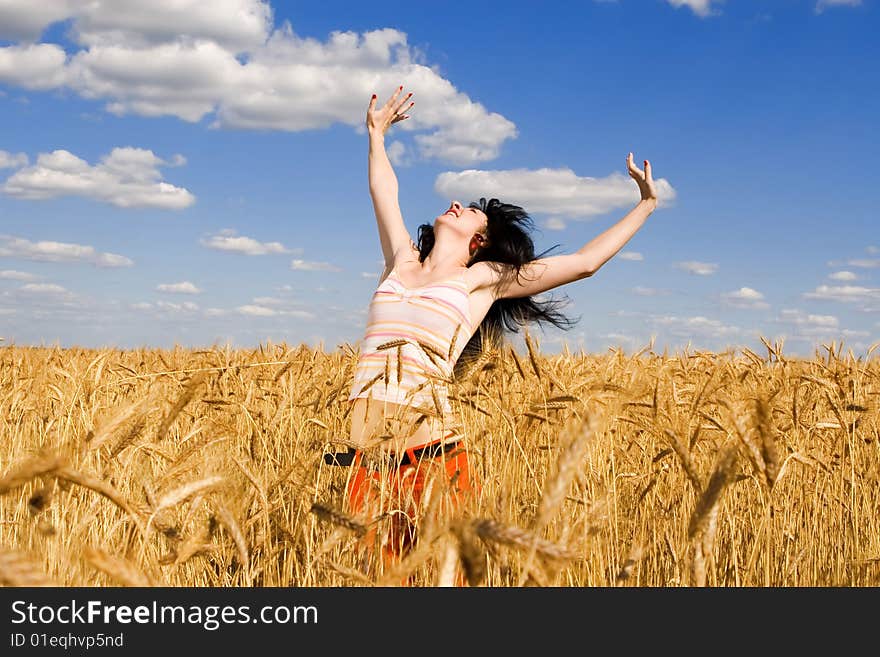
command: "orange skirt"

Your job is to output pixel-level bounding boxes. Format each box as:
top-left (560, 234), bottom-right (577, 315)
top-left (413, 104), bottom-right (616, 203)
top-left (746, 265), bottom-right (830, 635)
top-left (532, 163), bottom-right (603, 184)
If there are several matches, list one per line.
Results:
top-left (346, 434), bottom-right (477, 561)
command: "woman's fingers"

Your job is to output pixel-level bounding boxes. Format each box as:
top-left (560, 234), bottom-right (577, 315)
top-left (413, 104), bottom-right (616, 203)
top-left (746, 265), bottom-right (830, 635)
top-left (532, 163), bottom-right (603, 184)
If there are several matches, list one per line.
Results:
top-left (386, 85), bottom-right (405, 108)
top-left (394, 95), bottom-right (414, 115)
top-left (644, 159), bottom-right (652, 180)
top-left (627, 152), bottom-right (643, 178)
top-left (627, 152), bottom-right (640, 173)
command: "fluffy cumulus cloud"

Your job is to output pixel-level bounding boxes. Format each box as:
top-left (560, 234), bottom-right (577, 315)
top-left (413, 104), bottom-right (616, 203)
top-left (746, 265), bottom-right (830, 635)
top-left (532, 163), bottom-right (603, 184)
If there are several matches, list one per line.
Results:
top-left (200, 229), bottom-right (296, 255)
top-left (721, 286), bottom-right (769, 310)
top-left (156, 281), bottom-right (201, 294)
top-left (776, 308), bottom-right (839, 328)
top-left (844, 258), bottom-right (880, 268)
top-left (236, 304), bottom-right (314, 319)
top-left (673, 261), bottom-right (718, 276)
top-left (290, 259), bottom-right (342, 272)
top-left (0, 234), bottom-right (133, 267)
top-left (0, 1), bottom-right (516, 165)
top-left (434, 167), bottom-right (676, 221)
top-left (618, 251), bottom-right (644, 261)
top-left (827, 247), bottom-right (880, 269)
top-left (2, 147), bottom-right (194, 209)
top-left (829, 271), bottom-right (858, 281)
top-left (19, 283), bottom-right (68, 295)
top-left (771, 309), bottom-right (871, 343)
top-left (0, 150), bottom-right (28, 169)
top-left (650, 314), bottom-right (743, 339)
top-left (803, 285), bottom-right (880, 303)
top-left (0, 269), bottom-right (38, 281)
top-left (666, 0), bottom-right (725, 18)
top-left (5, 282), bottom-right (78, 305)
top-left (130, 300), bottom-right (200, 313)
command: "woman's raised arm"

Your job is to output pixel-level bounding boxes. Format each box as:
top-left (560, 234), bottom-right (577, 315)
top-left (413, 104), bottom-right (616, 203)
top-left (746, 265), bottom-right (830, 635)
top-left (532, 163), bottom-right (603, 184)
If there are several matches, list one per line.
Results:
top-left (488, 153), bottom-right (659, 299)
top-left (366, 86), bottom-right (416, 267)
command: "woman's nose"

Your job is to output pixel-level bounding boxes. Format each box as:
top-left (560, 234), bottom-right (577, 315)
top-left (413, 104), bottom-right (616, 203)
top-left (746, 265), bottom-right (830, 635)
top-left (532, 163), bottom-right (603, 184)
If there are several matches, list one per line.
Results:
top-left (451, 201), bottom-right (462, 211)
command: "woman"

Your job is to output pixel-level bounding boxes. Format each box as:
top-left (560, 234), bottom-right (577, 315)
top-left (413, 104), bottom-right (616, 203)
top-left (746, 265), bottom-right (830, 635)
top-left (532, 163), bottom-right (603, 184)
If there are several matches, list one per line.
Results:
top-left (342, 85), bottom-right (658, 567)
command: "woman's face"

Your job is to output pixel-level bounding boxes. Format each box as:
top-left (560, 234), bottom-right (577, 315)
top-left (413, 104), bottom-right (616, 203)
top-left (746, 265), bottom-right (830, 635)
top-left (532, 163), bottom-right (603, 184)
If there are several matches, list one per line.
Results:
top-left (436, 200), bottom-right (488, 237)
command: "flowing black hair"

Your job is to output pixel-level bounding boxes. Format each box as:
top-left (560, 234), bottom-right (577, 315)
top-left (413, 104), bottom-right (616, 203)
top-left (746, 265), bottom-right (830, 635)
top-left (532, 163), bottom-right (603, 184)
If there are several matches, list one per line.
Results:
top-left (416, 197), bottom-right (579, 377)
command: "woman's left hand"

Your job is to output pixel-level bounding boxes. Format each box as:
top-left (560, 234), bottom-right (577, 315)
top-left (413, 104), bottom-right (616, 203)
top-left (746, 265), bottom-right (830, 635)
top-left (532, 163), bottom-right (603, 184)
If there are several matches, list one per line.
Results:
top-left (367, 85), bottom-right (415, 136)
top-left (627, 153), bottom-right (658, 204)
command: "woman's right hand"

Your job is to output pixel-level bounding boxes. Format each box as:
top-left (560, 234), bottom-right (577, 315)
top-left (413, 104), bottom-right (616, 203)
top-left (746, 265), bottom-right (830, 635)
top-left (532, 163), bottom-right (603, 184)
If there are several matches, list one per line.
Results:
top-left (366, 85), bottom-right (414, 136)
top-left (626, 152), bottom-right (658, 204)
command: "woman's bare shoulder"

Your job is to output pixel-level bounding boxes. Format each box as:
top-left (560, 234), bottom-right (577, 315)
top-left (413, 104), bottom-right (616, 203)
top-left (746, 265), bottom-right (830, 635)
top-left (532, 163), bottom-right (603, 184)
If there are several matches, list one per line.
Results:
top-left (463, 260), bottom-right (512, 293)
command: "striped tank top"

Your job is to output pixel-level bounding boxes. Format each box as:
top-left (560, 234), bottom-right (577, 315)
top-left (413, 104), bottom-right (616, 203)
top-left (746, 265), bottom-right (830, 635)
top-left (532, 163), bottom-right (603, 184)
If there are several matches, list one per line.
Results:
top-left (348, 266), bottom-right (473, 415)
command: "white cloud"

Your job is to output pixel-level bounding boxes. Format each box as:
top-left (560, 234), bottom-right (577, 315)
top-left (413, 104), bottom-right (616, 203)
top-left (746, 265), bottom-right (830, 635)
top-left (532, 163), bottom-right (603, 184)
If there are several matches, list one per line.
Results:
top-left (867, 246), bottom-right (879, 255)
top-left (803, 285), bottom-right (880, 303)
top-left (619, 251), bottom-right (643, 261)
top-left (155, 300), bottom-right (199, 312)
top-left (650, 314), bottom-right (742, 338)
top-left (20, 283), bottom-right (67, 295)
top-left (200, 229), bottom-right (295, 255)
top-left (0, 4), bottom-right (516, 165)
top-left (2, 147), bottom-right (194, 209)
top-left (815, 0), bottom-right (862, 14)
top-left (829, 271), bottom-right (857, 281)
top-left (666, 0), bottom-right (724, 18)
top-left (0, 234), bottom-right (134, 267)
top-left (236, 304), bottom-right (315, 319)
top-left (631, 286), bottom-right (669, 296)
top-left (386, 140), bottom-right (408, 166)
top-left (435, 167), bottom-right (676, 220)
top-left (157, 281), bottom-right (201, 294)
top-left (251, 296), bottom-right (285, 306)
top-left (0, 2), bottom-right (80, 42)
top-left (673, 261), bottom-right (718, 276)
top-left (290, 259), bottom-right (342, 272)
top-left (845, 259), bottom-right (880, 268)
top-left (721, 286), bottom-right (769, 310)
top-left (776, 309), bottom-right (839, 328)
top-left (0, 44), bottom-right (68, 90)
top-left (544, 217), bottom-right (567, 231)
top-left (0, 270), bottom-right (38, 281)
top-left (0, 0), bottom-right (271, 47)
top-left (237, 304), bottom-right (277, 317)
top-left (96, 253), bottom-right (134, 267)
top-left (0, 150), bottom-right (28, 169)
top-left (777, 310), bottom-right (870, 349)
top-left (794, 326), bottom-right (868, 338)
top-left (599, 332), bottom-right (647, 350)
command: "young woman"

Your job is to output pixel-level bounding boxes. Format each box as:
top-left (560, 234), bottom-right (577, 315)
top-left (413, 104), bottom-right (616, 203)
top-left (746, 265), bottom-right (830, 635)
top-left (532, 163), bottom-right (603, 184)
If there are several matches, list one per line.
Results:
top-left (342, 85), bottom-right (658, 566)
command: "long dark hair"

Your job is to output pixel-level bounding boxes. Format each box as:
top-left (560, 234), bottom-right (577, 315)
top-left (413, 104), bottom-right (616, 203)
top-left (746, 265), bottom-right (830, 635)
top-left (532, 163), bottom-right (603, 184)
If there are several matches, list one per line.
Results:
top-left (416, 197), bottom-right (578, 377)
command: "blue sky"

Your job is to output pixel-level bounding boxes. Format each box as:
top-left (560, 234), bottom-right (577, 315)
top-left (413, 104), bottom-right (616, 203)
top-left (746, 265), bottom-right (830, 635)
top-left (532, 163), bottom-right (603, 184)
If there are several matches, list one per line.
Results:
top-left (0, 0), bottom-right (877, 359)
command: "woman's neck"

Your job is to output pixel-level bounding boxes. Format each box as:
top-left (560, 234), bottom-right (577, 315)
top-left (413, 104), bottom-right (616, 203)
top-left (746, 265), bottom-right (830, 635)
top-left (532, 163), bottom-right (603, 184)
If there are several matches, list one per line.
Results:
top-left (422, 234), bottom-right (469, 272)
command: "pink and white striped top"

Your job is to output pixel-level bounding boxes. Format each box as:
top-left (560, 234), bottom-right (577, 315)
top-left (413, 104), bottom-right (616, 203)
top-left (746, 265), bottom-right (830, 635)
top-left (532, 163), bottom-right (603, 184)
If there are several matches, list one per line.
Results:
top-left (348, 266), bottom-right (473, 414)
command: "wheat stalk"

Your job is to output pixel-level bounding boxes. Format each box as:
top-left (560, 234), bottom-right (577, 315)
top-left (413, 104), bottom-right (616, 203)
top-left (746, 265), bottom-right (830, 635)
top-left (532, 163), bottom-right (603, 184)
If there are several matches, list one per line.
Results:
top-left (0, 547), bottom-right (56, 586)
top-left (155, 372), bottom-right (206, 442)
top-left (83, 546), bottom-right (154, 586)
top-left (0, 453), bottom-right (67, 495)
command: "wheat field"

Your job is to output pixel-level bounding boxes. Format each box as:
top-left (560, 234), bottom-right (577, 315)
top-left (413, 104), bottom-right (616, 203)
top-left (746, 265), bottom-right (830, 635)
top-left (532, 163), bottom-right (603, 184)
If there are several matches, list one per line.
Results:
top-left (1, 335), bottom-right (878, 587)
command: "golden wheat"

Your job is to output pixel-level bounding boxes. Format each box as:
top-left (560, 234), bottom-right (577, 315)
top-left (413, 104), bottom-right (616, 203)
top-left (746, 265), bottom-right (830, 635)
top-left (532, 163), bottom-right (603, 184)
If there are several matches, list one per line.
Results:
top-left (0, 338), bottom-right (877, 586)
